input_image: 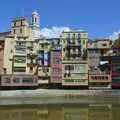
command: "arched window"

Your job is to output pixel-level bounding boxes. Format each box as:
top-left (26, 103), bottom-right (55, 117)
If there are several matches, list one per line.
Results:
top-left (35, 17), bottom-right (37, 23)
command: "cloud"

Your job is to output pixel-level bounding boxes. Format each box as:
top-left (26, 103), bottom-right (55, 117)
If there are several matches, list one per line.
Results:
top-left (39, 26), bottom-right (72, 38)
top-left (109, 31), bottom-right (120, 40)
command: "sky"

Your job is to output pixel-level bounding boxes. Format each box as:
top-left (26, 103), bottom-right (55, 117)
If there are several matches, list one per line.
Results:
top-left (0, 0), bottom-right (120, 39)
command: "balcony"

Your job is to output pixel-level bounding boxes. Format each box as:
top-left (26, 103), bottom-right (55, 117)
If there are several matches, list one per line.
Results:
top-left (63, 73), bottom-right (88, 80)
top-left (27, 52), bottom-right (37, 58)
top-left (62, 79), bottom-right (88, 86)
top-left (38, 72), bottom-right (50, 77)
top-left (14, 62), bottom-right (26, 67)
top-left (27, 43), bottom-right (33, 48)
top-left (14, 51), bottom-right (26, 56)
top-left (38, 78), bottom-right (49, 84)
top-left (62, 59), bottom-right (88, 64)
top-left (66, 44), bottom-right (81, 48)
top-left (15, 45), bottom-right (26, 49)
top-left (65, 52), bottom-right (82, 58)
top-left (27, 61), bottom-right (37, 66)
top-left (62, 53), bottom-right (87, 63)
top-left (89, 74), bottom-right (111, 83)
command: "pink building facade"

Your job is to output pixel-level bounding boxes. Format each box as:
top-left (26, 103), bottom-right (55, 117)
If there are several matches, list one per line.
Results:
top-left (50, 51), bottom-right (62, 84)
top-left (1, 75), bottom-right (38, 87)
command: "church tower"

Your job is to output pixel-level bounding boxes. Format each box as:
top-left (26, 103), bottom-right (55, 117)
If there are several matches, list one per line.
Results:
top-left (31, 11), bottom-right (40, 39)
top-left (31, 11), bottom-right (40, 30)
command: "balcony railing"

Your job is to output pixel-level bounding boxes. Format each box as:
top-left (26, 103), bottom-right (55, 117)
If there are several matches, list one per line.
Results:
top-left (15, 45), bottom-right (26, 49)
top-left (15, 51), bottom-right (26, 56)
top-left (66, 44), bottom-right (81, 48)
top-left (27, 52), bottom-right (37, 58)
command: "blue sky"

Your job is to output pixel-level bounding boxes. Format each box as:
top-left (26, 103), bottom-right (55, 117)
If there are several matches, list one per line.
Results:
top-left (0, 0), bottom-right (120, 38)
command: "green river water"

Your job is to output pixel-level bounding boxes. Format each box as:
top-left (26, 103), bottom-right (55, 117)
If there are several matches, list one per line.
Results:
top-left (0, 104), bottom-right (119, 120)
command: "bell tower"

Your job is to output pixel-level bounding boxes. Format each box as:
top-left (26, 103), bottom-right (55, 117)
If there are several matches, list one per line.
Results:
top-left (31, 11), bottom-right (40, 30)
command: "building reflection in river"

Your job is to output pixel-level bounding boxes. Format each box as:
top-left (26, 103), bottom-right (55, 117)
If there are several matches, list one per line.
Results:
top-left (0, 104), bottom-right (120, 120)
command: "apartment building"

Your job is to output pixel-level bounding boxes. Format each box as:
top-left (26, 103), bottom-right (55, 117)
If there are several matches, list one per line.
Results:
top-left (99, 49), bottom-right (120, 89)
top-left (37, 38), bottom-right (51, 87)
top-left (88, 39), bottom-right (112, 69)
top-left (49, 38), bottom-right (62, 87)
top-left (61, 31), bottom-right (88, 88)
top-left (88, 39), bottom-right (112, 56)
top-left (0, 32), bottom-right (10, 75)
top-left (3, 17), bottom-right (34, 75)
top-left (88, 39), bottom-right (112, 89)
top-left (1, 12), bottom-right (40, 88)
top-left (89, 71), bottom-right (112, 89)
top-left (111, 55), bottom-right (120, 89)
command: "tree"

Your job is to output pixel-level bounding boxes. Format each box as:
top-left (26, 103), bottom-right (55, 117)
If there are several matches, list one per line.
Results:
top-left (112, 38), bottom-right (120, 48)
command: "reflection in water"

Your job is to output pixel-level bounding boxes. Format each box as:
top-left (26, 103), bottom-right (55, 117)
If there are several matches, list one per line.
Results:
top-left (0, 104), bottom-right (120, 120)
top-left (88, 104), bottom-right (112, 120)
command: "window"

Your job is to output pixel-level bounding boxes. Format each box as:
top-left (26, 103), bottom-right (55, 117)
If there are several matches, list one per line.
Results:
top-left (35, 17), bottom-right (37, 23)
top-left (78, 34), bottom-right (80, 39)
top-left (15, 48), bottom-right (25, 54)
top-left (35, 77), bottom-right (37, 83)
top-left (14, 29), bottom-right (16, 34)
top-left (113, 66), bottom-right (120, 72)
top-left (32, 17), bottom-right (34, 23)
top-left (68, 73), bottom-right (71, 77)
top-left (65, 65), bottom-right (74, 70)
top-left (4, 77), bottom-right (11, 83)
top-left (22, 77), bottom-right (34, 83)
top-left (102, 43), bottom-right (107, 47)
top-left (4, 68), bottom-right (6, 74)
top-left (41, 44), bottom-right (44, 48)
top-left (106, 76), bottom-right (108, 80)
top-left (13, 77), bottom-right (20, 83)
top-left (30, 67), bottom-right (33, 72)
top-left (43, 68), bottom-right (49, 73)
top-left (83, 40), bottom-right (85, 44)
top-left (20, 28), bottom-right (22, 34)
top-left (14, 67), bottom-right (26, 72)
top-left (70, 65), bottom-right (74, 70)
top-left (14, 56), bottom-right (26, 63)
top-left (65, 65), bottom-right (69, 70)
top-left (94, 76), bottom-right (97, 80)
top-left (21, 20), bottom-right (23, 25)
top-left (112, 77), bottom-right (120, 83)
top-left (47, 69), bottom-right (49, 72)
top-left (91, 76), bottom-right (95, 80)
top-left (14, 22), bottom-right (16, 26)
top-left (102, 76), bottom-right (105, 80)
top-left (10, 50), bottom-right (13, 53)
top-left (109, 41), bottom-right (112, 45)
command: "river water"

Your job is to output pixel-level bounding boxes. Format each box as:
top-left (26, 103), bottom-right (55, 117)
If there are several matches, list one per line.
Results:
top-left (0, 104), bottom-right (119, 120)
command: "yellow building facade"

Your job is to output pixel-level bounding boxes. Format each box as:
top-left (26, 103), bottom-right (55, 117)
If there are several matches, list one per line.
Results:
top-left (61, 31), bottom-right (89, 88)
top-left (3, 17), bottom-right (36, 75)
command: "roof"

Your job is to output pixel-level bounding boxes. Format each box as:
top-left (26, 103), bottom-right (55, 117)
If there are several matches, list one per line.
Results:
top-left (94, 39), bottom-right (111, 42)
top-left (0, 31), bottom-right (10, 40)
top-left (0, 31), bottom-right (10, 36)
top-left (62, 31), bottom-right (87, 33)
top-left (12, 17), bottom-right (27, 22)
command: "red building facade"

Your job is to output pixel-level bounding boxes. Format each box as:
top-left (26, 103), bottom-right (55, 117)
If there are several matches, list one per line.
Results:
top-left (50, 50), bottom-right (62, 85)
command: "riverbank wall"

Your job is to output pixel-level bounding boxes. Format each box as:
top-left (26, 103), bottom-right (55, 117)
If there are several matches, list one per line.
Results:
top-left (0, 89), bottom-right (120, 106)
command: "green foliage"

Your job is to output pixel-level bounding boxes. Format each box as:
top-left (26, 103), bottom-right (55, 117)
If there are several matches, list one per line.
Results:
top-left (112, 38), bottom-right (120, 48)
